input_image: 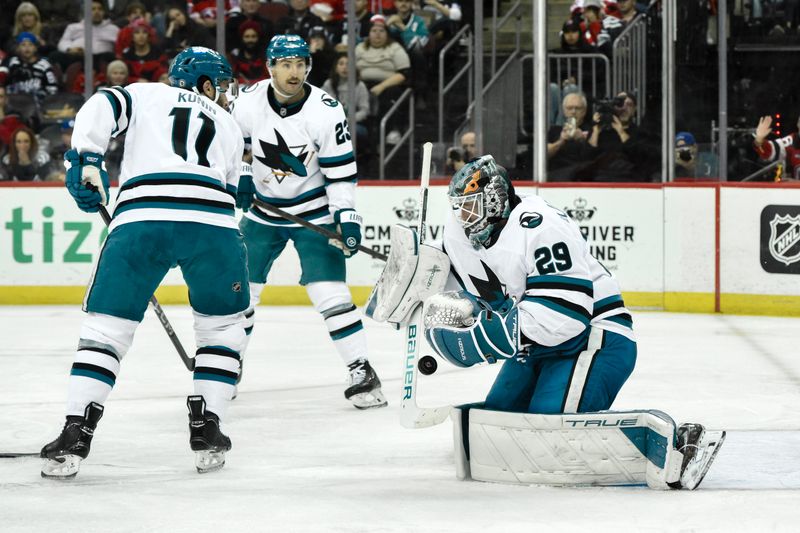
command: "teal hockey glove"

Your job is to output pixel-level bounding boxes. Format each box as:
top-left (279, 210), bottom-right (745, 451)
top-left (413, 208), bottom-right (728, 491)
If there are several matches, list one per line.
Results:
top-left (425, 306), bottom-right (519, 368)
top-left (236, 164), bottom-right (255, 212)
top-left (64, 149), bottom-right (110, 213)
top-left (332, 208), bottom-right (362, 257)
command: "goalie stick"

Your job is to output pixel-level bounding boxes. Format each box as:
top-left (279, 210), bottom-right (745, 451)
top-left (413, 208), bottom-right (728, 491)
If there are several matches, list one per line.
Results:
top-left (98, 206), bottom-right (194, 372)
top-left (400, 142), bottom-right (453, 429)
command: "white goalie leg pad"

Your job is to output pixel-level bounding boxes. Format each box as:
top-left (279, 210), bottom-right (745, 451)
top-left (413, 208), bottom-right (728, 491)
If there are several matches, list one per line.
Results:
top-left (365, 224), bottom-right (450, 326)
top-left (452, 407), bottom-right (685, 489)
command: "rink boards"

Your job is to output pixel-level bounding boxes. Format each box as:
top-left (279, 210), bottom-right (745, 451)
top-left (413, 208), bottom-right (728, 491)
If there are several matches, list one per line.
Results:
top-left (1, 181), bottom-right (799, 315)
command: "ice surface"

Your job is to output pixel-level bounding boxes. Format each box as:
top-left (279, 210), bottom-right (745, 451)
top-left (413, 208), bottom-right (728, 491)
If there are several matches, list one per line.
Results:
top-left (1, 307), bottom-right (799, 532)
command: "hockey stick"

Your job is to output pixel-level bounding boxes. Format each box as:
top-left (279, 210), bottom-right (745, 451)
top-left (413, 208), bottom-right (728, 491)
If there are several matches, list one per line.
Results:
top-left (251, 199), bottom-right (388, 261)
top-left (98, 206), bottom-right (195, 372)
top-left (400, 142), bottom-right (453, 429)
top-left (0, 452), bottom-right (39, 459)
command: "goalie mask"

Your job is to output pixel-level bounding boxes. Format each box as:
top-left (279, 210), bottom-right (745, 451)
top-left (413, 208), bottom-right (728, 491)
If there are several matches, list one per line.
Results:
top-left (448, 155), bottom-right (514, 249)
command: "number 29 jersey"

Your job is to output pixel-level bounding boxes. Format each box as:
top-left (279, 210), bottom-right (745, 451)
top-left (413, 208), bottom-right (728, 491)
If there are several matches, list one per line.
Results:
top-left (231, 81), bottom-right (358, 227)
top-left (443, 194), bottom-right (634, 355)
top-left (71, 83), bottom-right (244, 231)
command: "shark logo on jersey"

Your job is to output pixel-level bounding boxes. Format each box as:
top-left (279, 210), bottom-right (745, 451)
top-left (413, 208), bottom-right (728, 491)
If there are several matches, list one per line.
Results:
top-left (321, 94), bottom-right (339, 107)
top-left (469, 261), bottom-right (508, 311)
top-left (520, 212), bottom-right (543, 229)
top-left (254, 129), bottom-right (310, 180)
top-left (768, 213), bottom-right (800, 265)
top-left (565, 197), bottom-right (597, 222)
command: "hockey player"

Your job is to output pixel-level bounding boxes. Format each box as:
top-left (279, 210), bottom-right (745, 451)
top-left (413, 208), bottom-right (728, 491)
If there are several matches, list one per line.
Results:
top-left (231, 34), bottom-right (387, 409)
top-left (368, 155), bottom-right (725, 489)
top-left (40, 47), bottom-right (249, 477)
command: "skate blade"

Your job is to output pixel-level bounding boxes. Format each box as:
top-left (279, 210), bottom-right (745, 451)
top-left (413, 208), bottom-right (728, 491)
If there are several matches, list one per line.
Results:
top-left (41, 455), bottom-right (82, 479)
top-left (195, 450), bottom-right (226, 473)
top-left (350, 388), bottom-right (388, 410)
top-left (681, 430), bottom-right (726, 490)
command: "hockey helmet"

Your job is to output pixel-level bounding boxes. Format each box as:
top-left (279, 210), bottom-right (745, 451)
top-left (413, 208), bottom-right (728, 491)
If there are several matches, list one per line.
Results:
top-left (448, 155), bottom-right (514, 249)
top-left (266, 34), bottom-right (311, 66)
top-left (168, 46), bottom-right (236, 100)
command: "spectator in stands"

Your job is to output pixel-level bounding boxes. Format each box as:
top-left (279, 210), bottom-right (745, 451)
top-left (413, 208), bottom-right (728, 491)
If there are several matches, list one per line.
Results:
top-left (163, 4), bottom-right (214, 57)
top-left (122, 19), bottom-right (167, 82)
top-left (1, 125), bottom-right (53, 181)
top-left (114, 2), bottom-right (154, 57)
top-left (386, 0), bottom-right (430, 110)
top-left (579, 0), bottom-right (612, 56)
top-left (560, 18), bottom-right (593, 53)
top-left (355, 14), bottom-right (410, 145)
top-left (189, 0), bottom-right (235, 30)
top-left (0, 86), bottom-right (28, 153)
top-left (307, 26), bottom-right (336, 87)
top-left (44, 118), bottom-right (75, 182)
top-left (753, 115), bottom-right (800, 181)
top-left (52, 0), bottom-right (120, 72)
top-left (674, 131), bottom-right (698, 179)
top-left (460, 131), bottom-right (476, 161)
top-left (0, 33), bottom-right (60, 105)
top-left (422, 0), bottom-right (463, 44)
top-left (587, 91), bottom-right (660, 181)
top-left (336, 0), bottom-right (374, 51)
top-left (322, 53), bottom-right (370, 158)
top-left (230, 21), bottom-right (268, 85)
top-left (445, 144), bottom-right (466, 174)
top-left (547, 91), bottom-right (593, 181)
top-left (105, 60), bottom-right (131, 87)
top-left (8, 3), bottom-right (53, 56)
top-left (226, 0), bottom-right (274, 51)
top-left (278, 0), bottom-right (325, 40)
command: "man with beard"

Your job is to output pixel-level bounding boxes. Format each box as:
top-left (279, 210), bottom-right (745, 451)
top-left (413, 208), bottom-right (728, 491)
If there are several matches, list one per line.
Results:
top-left (230, 20), bottom-right (268, 84)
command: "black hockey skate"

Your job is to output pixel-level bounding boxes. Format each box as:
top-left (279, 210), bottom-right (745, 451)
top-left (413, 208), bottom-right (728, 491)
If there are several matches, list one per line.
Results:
top-left (187, 395), bottom-right (231, 473)
top-left (668, 423), bottom-right (726, 490)
top-left (345, 359), bottom-right (388, 410)
top-left (40, 402), bottom-right (104, 479)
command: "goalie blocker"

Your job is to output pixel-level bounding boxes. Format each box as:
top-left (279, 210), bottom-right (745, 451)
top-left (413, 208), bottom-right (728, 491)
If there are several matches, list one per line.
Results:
top-left (452, 405), bottom-right (725, 490)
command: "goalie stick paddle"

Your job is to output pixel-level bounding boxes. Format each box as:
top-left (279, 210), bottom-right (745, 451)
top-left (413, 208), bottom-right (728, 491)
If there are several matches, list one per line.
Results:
top-left (400, 142), bottom-right (452, 429)
top-left (98, 206), bottom-right (195, 372)
top-left (251, 199), bottom-right (388, 261)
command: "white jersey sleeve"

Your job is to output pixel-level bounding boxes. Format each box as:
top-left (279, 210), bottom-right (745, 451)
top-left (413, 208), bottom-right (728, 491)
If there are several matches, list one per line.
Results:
top-left (312, 88), bottom-right (357, 212)
top-left (71, 86), bottom-right (131, 154)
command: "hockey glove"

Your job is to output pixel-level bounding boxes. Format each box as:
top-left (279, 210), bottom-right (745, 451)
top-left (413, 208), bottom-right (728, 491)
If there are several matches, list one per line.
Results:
top-left (332, 208), bottom-right (362, 257)
top-left (236, 164), bottom-right (255, 212)
top-left (425, 306), bottom-right (519, 368)
top-left (64, 149), bottom-right (110, 213)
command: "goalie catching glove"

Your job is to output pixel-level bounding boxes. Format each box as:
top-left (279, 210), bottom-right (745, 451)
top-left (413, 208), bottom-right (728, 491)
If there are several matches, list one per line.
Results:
top-left (424, 291), bottom-right (520, 368)
top-left (64, 149), bottom-right (110, 213)
top-left (331, 208), bottom-right (362, 257)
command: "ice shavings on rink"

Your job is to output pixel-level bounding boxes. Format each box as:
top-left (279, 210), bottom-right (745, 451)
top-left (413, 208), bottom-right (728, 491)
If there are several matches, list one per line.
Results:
top-left (1, 306), bottom-right (800, 532)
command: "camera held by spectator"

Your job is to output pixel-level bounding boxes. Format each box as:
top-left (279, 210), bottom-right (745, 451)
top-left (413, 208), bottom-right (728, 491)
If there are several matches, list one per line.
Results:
top-left (594, 96), bottom-right (626, 130)
top-left (447, 146), bottom-right (466, 173)
top-left (675, 131), bottom-right (698, 178)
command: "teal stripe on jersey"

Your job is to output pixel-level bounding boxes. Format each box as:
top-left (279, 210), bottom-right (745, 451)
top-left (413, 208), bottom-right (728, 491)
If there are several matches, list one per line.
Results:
top-left (595, 294), bottom-right (624, 308)
top-left (71, 368), bottom-right (115, 387)
top-left (523, 295), bottom-right (591, 325)
top-left (123, 172), bottom-right (227, 190)
top-left (329, 321), bottom-right (363, 340)
top-left (319, 152), bottom-right (355, 165)
top-left (606, 314), bottom-right (634, 329)
top-left (99, 90), bottom-right (121, 133)
top-left (256, 186), bottom-right (326, 206)
top-left (114, 200), bottom-right (235, 216)
top-left (226, 183), bottom-right (237, 194)
top-left (526, 274), bottom-right (593, 291)
top-left (193, 372), bottom-right (238, 385)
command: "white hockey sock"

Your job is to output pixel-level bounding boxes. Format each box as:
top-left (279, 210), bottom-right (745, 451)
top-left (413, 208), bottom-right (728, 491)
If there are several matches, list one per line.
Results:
top-left (65, 313), bottom-right (137, 417)
top-left (307, 282), bottom-right (369, 365)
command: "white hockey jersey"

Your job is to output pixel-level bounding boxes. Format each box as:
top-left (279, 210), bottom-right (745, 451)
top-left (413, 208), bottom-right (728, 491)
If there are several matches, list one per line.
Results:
top-left (231, 81), bottom-right (358, 227)
top-left (71, 83), bottom-right (244, 231)
top-left (442, 194), bottom-right (634, 355)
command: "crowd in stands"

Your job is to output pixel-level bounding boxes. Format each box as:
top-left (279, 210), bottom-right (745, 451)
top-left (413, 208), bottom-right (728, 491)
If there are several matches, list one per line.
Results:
top-left (0, 0), bottom-right (465, 181)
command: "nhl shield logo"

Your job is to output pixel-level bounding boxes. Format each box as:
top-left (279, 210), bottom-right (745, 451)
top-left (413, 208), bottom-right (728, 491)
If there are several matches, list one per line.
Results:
top-left (768, 214), bottom-right (800, 265)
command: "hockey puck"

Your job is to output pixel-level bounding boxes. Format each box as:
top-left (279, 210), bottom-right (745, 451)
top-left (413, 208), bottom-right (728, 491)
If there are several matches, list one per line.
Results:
top-left (418, 355), bottom-right (438, 375)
